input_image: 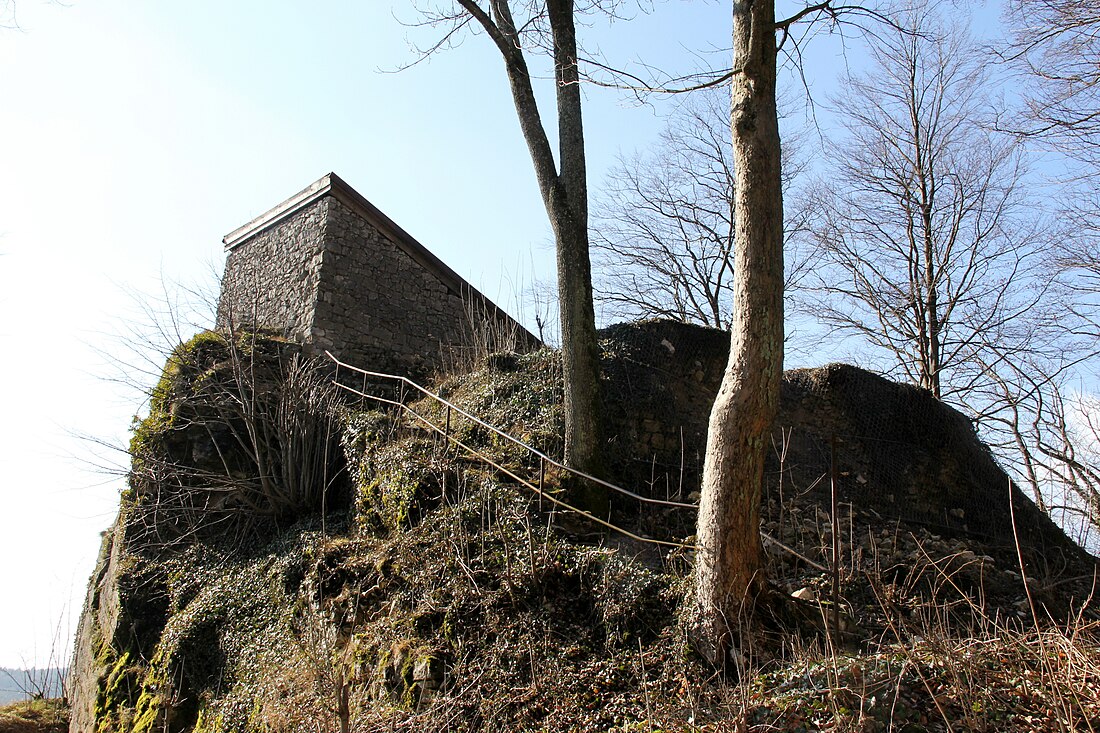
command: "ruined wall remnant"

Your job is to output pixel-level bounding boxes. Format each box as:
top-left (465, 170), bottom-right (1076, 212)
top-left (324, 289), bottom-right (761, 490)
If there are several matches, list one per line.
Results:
top-left (218, 173), bottom-right (539, 378)
top-left (599, 319), bottom-right (1078, 554)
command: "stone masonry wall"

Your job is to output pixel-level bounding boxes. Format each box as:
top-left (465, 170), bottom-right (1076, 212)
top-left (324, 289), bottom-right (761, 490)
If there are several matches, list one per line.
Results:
top-left (600, 320), bottom-right (1074, 548)
top-left (217, 197), bottom-right (329, 341)
top-left (311, 196), bottom-right (478, 377)
top-left (218, 187), bottom-right (534, 380)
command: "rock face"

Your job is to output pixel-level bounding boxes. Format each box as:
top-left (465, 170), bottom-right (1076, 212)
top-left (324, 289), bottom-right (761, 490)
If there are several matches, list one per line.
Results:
top-left (68, 332), bottom-right (351, 733)
top-left (600, 320), bottom-right (1082, 558)
top-left (218, 173), bottom-right (539, 380)
top-left (68, 530), bottom-right (120, 733)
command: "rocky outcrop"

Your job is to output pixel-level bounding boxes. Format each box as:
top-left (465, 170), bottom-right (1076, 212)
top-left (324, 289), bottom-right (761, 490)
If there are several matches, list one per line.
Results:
top-left (600, 319), bottom-right (1085, 558)
top-left (69, 320), bottom-right (1094, 732)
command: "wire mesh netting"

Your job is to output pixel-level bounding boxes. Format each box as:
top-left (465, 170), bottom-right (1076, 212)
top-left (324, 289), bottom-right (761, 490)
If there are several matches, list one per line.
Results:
top-left (598, 320), bottom-right (1079, 559)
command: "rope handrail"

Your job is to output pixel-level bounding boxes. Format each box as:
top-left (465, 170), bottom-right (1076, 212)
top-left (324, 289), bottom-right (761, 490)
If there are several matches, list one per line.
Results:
top-left (327, 353), bottom-right (690, 549)
top-left (325, 351), bottom-right (828, 570)
top-left (325, 352), bottom-right (695, 510)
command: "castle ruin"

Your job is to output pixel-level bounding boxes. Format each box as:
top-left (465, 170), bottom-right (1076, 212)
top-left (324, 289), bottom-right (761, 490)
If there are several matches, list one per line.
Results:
top-left (217, 173), bottom-right (539, 378)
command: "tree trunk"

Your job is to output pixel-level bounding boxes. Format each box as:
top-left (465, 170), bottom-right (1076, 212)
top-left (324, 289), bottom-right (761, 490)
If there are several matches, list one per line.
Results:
top-left (454, 0), bottom-right (605, 511)
top-left (693, 0), bottom-right (784, 666)
top-left (553, 207), bottom-right (605, 491)
top-left (546, 0), bottom-right (605, 496)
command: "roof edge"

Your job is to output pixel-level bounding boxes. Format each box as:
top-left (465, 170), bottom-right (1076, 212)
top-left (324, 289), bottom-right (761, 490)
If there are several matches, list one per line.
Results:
top-left (223, 173), bottom-right (338, 250)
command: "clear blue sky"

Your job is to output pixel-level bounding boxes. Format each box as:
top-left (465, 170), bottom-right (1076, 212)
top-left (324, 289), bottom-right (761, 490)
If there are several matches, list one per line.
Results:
top-left (0, 0), bottom-right (945, 667)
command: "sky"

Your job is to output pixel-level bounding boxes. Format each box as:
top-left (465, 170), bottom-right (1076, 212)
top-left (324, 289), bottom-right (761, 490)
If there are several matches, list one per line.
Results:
top-left (0, 0), bottom-right (1029, 669)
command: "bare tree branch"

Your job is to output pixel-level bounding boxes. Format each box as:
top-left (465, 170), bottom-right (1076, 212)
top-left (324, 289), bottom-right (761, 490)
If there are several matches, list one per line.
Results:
top-left (591, 87), bottom-right (814, 328)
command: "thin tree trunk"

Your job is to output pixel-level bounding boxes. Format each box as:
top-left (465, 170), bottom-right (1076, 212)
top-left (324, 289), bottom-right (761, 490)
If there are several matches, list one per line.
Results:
top-left (693, 0), bottom-right (784, 666)
top-left (547, 0), bottom-right (605, 493)
top-left (909, 50), bottom-right (941, 399)
top-left (456, 0), bottom-right (605, 510)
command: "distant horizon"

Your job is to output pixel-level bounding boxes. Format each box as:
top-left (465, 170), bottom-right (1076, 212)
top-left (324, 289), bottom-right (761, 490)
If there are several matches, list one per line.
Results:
top-left (0, 666), bottom-right (68, 705)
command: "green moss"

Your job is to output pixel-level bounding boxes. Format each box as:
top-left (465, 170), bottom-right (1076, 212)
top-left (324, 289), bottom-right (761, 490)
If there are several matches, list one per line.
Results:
top-left (93, 640), bottom-right (143, 733)
top-left (398, 651), bottom-right (419, 708)
top-left (190, 708), bottom-right (222, 733)
top-left (127, 330), bottom-right (229, 480)
top-left (153, 331), bottom-right (225, 408)
top-left (89, 623), bottom-right (183, 733)
top-left (126, 642), bottom-right (177, 733)
top-left (129, 687), bottom-right (162, 733)
top-left (377, 469), bottom-right (418, 531)
top-left (354, 444), bottom-right (438, 534)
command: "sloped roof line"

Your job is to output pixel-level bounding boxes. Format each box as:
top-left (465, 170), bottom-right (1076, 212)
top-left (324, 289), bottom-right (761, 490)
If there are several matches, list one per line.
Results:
top-left (222, 173), bottom-right (540, 345)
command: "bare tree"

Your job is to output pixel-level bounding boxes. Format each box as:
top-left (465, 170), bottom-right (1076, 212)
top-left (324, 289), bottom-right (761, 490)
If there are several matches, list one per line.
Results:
top-left (591, 88), bottom-right (814, 328)
top-left (683, 0), bottom-right (900, 664)
top-left (411, 1), bottom-right (609, 509)
top-left (1003, 0), bottom-right (1100, 166)
top-left (1039, 391), bottom-right (1100, 547)
top-left (691, 0), bottom-right (786, 667)
top-left (999, 0), bottom-right (1100, 538)
top-left (1002, 0), bottom-right (1100, 335)
top-left (807, 11), bottom-right (1055, 401)
top-left (1001, 0), bottom-right (1100, 362)
top-left (808, 8), bottom-right (1100, 543)
top-left (987, 361), bottom-right (1100, 548)
top-left (412, 0), bottom-right (883, 663)
top-left (1059, 233), bottom-right (1100, 339)
top-left (591, 90), bottom-right (737, 327)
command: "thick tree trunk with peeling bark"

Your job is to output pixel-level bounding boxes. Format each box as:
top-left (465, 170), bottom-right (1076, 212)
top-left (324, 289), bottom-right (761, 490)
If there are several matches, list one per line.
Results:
top-left (693, 0), bottom-right (784, 665)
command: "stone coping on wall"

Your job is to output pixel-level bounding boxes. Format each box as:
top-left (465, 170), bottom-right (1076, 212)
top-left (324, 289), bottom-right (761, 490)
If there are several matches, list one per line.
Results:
top-left (222, 172), bottom-right (541, 348)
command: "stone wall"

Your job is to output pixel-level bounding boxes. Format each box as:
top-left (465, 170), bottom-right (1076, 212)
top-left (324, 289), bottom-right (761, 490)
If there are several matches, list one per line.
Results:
top-left (600, 320), bottom-right (1074, 550)
top-left (217, 197), bottom-right (328, 342)
top-left (217, 174), bottom-right (538, 379)
top-left (600, 320), bottom-right (729, 480)
top-left (311, 196), bottom-right (517, 378)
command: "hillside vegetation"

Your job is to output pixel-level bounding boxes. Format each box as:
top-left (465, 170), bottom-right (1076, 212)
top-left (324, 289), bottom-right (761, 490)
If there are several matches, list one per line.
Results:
top-left (0, 699), bottom-right (68, 733)
top-left (68, 325), bottom-right (1100, 732)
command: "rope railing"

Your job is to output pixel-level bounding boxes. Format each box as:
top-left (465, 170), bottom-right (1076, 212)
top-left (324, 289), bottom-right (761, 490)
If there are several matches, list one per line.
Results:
top-left (325, 352), bottom-right (828, 569)
top-left (327, 352), bottom-right (691, 549)
top-left (327, 352), bottom-right (695, 510)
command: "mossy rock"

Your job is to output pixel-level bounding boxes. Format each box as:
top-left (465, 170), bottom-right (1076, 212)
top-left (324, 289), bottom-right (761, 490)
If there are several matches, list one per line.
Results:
top-left (124, 328), bottom-right (350, 552)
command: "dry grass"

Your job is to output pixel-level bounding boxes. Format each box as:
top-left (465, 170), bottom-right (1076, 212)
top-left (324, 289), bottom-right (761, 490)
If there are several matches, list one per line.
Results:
top-left (711, 614), bottom-right (1100, 732)
top-left (0, 699), bottom-right (68, 733)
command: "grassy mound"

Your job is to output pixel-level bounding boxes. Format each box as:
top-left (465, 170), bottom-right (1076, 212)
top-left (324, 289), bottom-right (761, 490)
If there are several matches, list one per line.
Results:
top-left (73, 327), bottom-right (1100, 731)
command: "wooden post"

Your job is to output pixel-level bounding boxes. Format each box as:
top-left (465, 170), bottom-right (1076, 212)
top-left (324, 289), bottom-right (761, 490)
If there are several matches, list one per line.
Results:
top-left (538, 457), bottom-right (546, 512)
top-left (830, 434), bottom-right (841, 642)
